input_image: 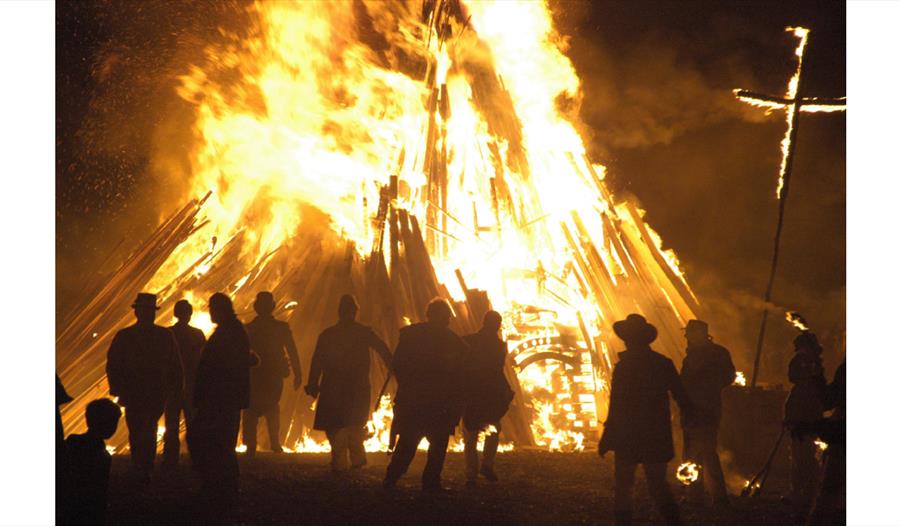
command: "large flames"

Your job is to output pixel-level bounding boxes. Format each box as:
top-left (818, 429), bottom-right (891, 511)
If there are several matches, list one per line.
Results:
top-left (62, 0), bottom-right (701, 453)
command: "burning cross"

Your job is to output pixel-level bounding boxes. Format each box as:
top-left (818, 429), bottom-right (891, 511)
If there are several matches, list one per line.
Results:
top-left (734, 27), bottom-right (845, 388)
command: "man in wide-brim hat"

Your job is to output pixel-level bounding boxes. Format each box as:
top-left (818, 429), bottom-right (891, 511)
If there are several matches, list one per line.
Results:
top-left (599, 313), bottom-right (690, 526)
top-left (106, 293), bottom-right (183, 480)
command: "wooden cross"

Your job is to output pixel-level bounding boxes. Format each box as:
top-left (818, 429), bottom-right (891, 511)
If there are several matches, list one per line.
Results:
top-left (734, 27), bottom-right (846, 388)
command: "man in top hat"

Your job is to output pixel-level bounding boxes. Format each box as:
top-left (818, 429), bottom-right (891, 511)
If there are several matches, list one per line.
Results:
top-left (243, 291), bottom-right (301, 456)
top-left (784, 331), bottom-right (827, 515)
top-left (163, 299), bottom-right (207, 468)
top-left (679, 319), bottom-right (735, 506)
top-left (384, 298), bottom-right (468, 492)
top-left (599, 313), bottom-right (690, 526)
top-left (305, 294), bottom-right (392, 471)
top-left (106, 293), bottom-right (183, 480)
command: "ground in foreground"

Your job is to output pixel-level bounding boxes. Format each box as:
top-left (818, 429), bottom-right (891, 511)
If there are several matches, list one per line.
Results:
top-left (106, 450), bottom-right (794, 525)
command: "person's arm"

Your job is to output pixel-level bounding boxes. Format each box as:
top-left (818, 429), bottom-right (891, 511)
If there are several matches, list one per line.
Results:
top-left (304, 332), bottom-right (325, 398)
top-left (667, 360), bottom-right (693, 423)
top-left (392, 330), bottom-right (413, 385)
top-left (598, 366), bottom-right (622, 456)
top-left (718, 346), bottom-right (736, 389)
top-left (166, 330), bottom-right (184, 401)
top-left (368, 328), bottom-right (392, 370)
top-left (283, 323), bottom-right (302, 389)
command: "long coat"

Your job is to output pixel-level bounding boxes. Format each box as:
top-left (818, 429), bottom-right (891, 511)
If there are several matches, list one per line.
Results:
top-left (246, 315), bottom-right (301, 412)
top-left (462, 330), bottom-right (513, 431)
top-left (599, 348), bottom-right (690, 464)
top-left (170, 322), bottom-right (206, 406)
top-left (308, 321), bottom-right (391, 431)
top-left (680, 341), bottom-right (735, 427)
top-left (193, 317), bottom-right (254, 412)
top-left (392, 322), bottom-right (467, 433)
top-left (106, 323), bottom-right (182, 410)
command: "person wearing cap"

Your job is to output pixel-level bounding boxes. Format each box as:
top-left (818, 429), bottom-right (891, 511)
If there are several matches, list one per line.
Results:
top-left (305, 294), bottom-right (392, 471)
top-left (784, 331), bottom-right (827, 515)
top-left (598, 313), bottom-right (690, 526)
top-left (192, 292), bottom-right (256, 519)
top-left (163, 299), bottom-right (207, 468)
top-left (242, 291), bottom-right (302, 456)
top-left (460, 310), bottom-right (513, 488)
top-left (106, 292), bottom-right (183, 480)
top-left (679, 319), bottom-right (735, 506)
top-left (383, 298), bottom-right (468, 492)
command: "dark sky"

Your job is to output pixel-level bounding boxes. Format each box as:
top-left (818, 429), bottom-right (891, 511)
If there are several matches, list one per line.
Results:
top-left (56, 1), bottom-right (845, 381)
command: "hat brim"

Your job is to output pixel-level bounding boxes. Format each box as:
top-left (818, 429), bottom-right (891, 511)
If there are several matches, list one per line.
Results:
top-left (132, 303), bottom-right (161, 310)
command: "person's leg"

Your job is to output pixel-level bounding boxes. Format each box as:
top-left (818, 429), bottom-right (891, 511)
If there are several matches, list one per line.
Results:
top-left (699, 425), bottom-right (728, 503)
top-left (613, 455), bottom-right (637, 526)
top-left (422, 428), bottom-right (451, 489)
top-left (163, 398), bottom-right (182, 467)
top-left (241, 410), bottom-right (258, 455)
top-left (644, 462), bottom-right (681, 526)
top-left (264, 404), bottom-right (282, 452)
top-left (126, 407), bottom-right (160, 476)
top-left (348, 425), bottom-right (367, 468)
top-left (327, 428), bottom-right (351, 471)
top-left (463, 426), bottom-right (479, 483)
top-left (792, 436), bottom-right (821, 512)
top-left (682, 426), bottom-right (705, 503)
top-left (384, 430), bottom-right (424, 486)
top-left (481, 423), bottom-right (500, 480)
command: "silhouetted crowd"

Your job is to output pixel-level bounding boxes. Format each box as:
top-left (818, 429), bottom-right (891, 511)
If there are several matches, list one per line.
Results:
top-left (56, 291), bottom-right (844, 526)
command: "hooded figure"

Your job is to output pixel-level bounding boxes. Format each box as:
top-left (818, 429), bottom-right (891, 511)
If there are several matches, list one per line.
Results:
top-left (599, 313), bottom-right (689, 526)
top-left (461, 310), bottom-right (513, 486)
top-left (383, 299), bottom-right (468, 492)
top-left (191, 293), bottom-right (256, 520)
top-left (243, 291), bottom-right (301, 455)
top-left (106, 293), bottom-right (182, 480)
top-left (306, 294), bottom-right (392, 471)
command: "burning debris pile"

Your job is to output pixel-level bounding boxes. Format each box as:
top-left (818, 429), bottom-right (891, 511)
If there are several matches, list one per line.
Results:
top-left (58, 0), bottom-right (700, 453)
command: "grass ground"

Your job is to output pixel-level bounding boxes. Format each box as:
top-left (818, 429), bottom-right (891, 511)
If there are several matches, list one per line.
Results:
top-left (106, 450), bottom-right (796, 525)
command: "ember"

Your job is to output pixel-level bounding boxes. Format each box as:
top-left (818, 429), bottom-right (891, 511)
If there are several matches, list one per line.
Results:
top-left (676, 462), bottom-right (701, 486)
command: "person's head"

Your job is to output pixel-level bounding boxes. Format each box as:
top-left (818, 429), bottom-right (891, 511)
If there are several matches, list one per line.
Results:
top-left (794, 332), bottom-right (822, 355)
top-left (338, 294), bottom-right (359, 322)
top-left (209, 292), bottom-right (236, 325)
top-left (481, 310), bottom-right (502, 334)
top-left (612, 313), bottom-right (658, 349)
top-left (85, 398), bottom-right (122, 440)
top-left (253, 291), bottom-right (276, 316)
top-left (684, 319), bottom-right (710, 347)
top-left (425, 298), bottom-right (453, 328)
top-left (132, 293), bottom-right (159, 324)
top-left (173, 299), bottom-right (193, 323)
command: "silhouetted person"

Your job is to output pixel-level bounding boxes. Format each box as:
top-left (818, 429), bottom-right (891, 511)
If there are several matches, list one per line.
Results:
top-left (306, 294), bottom-right (391, 471)
top-left (60, 398), bottom-right (122, 526)
top-left (106, 293), bottom-right (182, 480)
top-left (384, 299), bottom-right (467, 492)
top-left (679, 319), bottom-right (735, 506)
top-left (806, 360), bottom-right (845, 526)
top-left (461, 310), bottom-right (513, 488)
top-left (243, 291), bottom-right (302, 456)
top-left (56, 374), bottom-right (73, 523)
top-left (599, 314), bottom-right (689, 526)
top-left (164, 299), bottom-right (207, 468)
top-left (191, 292), bottom-right (256, 519)
top-left (784, 332), bottom-right (827, 514)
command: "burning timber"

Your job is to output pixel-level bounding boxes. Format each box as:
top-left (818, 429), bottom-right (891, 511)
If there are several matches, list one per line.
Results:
top-left (58, 1), bottom-right (706, 452)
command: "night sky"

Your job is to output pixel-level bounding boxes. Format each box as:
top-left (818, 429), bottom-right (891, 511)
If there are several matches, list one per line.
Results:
top-left (56, 1), bottom-right (845, 382)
